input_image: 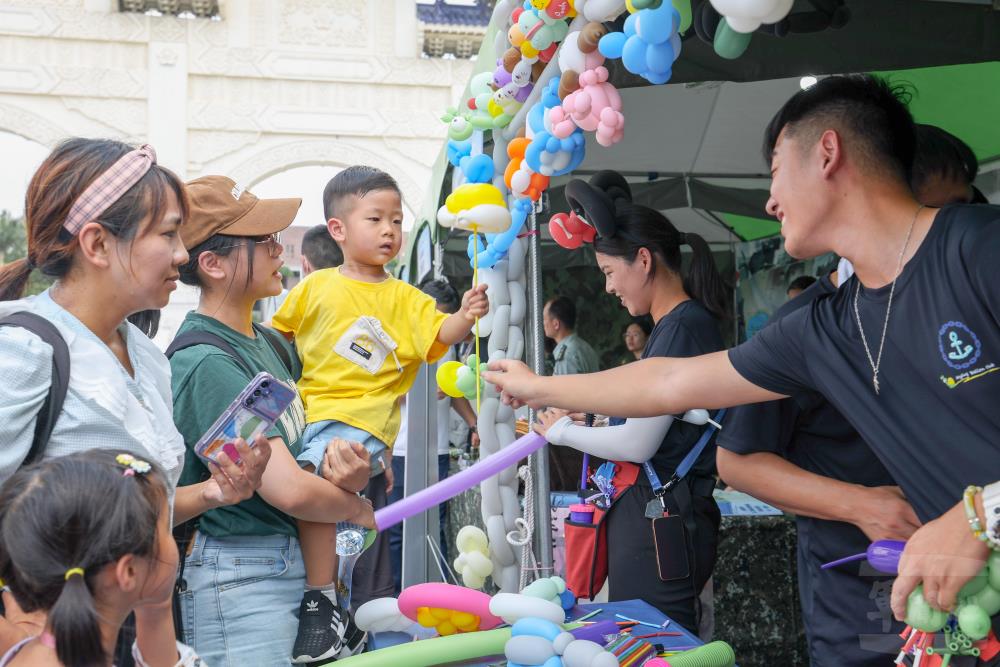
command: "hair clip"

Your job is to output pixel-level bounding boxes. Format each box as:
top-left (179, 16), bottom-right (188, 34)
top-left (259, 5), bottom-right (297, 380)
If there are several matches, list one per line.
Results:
top-left (115, 453), bottom-right (151, 477)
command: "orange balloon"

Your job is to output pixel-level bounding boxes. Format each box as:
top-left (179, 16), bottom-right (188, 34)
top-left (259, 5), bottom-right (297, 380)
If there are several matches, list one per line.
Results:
top-left (526, 172), bottom-right (550, 201)
top-left (504, 137), bottom-right (531, 190)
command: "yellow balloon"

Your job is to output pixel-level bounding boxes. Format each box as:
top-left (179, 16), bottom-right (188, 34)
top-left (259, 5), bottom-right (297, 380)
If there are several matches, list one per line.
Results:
top-left (487, 98), bottom-right (504, 118)
top-left (520, 42), bottom-right (539, 59)
top-left (436, 361), bottom-right (464, 398)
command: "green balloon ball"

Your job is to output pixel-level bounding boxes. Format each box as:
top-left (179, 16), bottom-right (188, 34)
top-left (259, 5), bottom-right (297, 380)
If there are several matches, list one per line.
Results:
top-left (957, 603), bottom-right (991, 640)
top-left (958, 568), bottom-right (988, 599)
top-left (966, 584), bottom-right (1000, 616)
top-left (713, 18), bottom-right (752, 60)
top-left (671, 0), bottom-right (692, 33)
top-left (989, 551), bottom-right (1000, 590)
top-left (905, 585), bottom-right (949, 632)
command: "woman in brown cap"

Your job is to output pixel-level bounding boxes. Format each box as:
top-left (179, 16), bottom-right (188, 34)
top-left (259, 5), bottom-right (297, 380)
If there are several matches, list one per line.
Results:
top-left (168, 176), bottom-right (374, 666)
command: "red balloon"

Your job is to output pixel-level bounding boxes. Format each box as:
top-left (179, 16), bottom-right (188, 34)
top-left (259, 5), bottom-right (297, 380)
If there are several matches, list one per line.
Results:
top-left (548, 211), bottom-right (595, 249)
top-left (467, 98), bottom-right (477, 110)
top-left (546, 0), bottom-right (571, 19)
top-left (538, 42), bottom-right (559, 63)
top-left (511, 7), bottom-right (523, 22)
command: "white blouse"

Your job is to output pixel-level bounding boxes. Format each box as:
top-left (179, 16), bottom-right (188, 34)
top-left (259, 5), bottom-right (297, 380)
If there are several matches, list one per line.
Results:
top-left (0, 290), bottom-right (185, 491)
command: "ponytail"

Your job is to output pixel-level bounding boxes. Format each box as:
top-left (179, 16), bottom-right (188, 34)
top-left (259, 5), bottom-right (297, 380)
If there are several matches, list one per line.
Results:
top-left (0, 257), bottom-right (33, 302)
top-left (49, 570), bottom-right (104, 667)
top-left (682, 232), bottom-right (731, 321)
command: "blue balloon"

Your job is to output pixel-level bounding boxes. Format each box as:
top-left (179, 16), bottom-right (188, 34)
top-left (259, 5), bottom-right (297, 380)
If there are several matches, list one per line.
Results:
top-left (598, 31), bottom-right (627, 59)
top-left (606, 5), bottom-right (681, 85)
top-left (461, 153), bottom-right (495, 184)
top-left (646, 40), bottom-right (676, 73)
top-left (623, 11), bottom-right (639, 36)
top-left (621, 35), bottom-right (647, 73)
top-left (639, 5), bottom-right (678, 45)
top-left (447, 140), bottom-right (471, 168)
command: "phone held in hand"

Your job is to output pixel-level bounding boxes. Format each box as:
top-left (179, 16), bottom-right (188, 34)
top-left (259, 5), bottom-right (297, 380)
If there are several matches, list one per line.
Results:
top-left (194, 372), bottom-right (296, 466)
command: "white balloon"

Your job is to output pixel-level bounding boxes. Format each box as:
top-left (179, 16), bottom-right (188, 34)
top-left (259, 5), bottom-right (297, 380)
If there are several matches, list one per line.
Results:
top-left (490, 593), bottom-right (566, 625)
top-left (506, 636), bottom-right (557, 665)
top-left (578, 0), bottom-right (626, 23)
top-left (710, 0), bottom-right (793, 33)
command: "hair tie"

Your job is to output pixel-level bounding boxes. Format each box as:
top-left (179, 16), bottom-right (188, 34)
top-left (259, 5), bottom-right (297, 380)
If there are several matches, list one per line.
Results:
top-left (115, 453), bottom-right (151, 477)
top-left (64, 567), bottom-right (84, 581)
top-left (63, 144), bottom-right (157, 237)
top-left (24, 256), bottom-right (35, 270)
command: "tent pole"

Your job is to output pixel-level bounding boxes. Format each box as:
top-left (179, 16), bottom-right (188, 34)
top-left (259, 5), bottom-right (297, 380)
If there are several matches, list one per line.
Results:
top-left (526, 206), bottom-right (553, 575)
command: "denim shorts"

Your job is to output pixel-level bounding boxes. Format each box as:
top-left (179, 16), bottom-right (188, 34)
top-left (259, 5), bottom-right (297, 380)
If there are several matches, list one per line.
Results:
top-left (299, 419), bottom-right (388, 477)
top-left (179, 532), bottom-right (305, 667)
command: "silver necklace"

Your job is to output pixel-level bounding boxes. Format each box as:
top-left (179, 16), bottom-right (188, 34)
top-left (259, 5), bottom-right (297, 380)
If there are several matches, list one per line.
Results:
top-left (852, 204), bottom-right (924, 395)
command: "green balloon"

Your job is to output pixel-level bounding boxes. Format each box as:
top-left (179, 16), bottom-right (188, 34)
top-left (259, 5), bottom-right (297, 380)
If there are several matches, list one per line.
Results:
top-left (332, 628), bottom-right (512, 667)
top-left (958, 568), bottom-right (988, 599)
top-left (713, 19), bottom-right (752, 60)
top-left (957, 603), bottom-right (991, 640)
top-left (905, 585), bottom-right (949, 632)
top-left (632, 0), bottom-right (662, 8)
top-left (989, 551), bottom-right (1000, 590)
top-left (966, 584), bottom-right (1000, 616)
top-left (671, 0), bottom-right (692, 33)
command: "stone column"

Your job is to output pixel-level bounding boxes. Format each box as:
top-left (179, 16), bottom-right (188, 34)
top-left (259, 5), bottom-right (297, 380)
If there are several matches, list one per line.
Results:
top-left (148, 40), bottom-right (188, 178)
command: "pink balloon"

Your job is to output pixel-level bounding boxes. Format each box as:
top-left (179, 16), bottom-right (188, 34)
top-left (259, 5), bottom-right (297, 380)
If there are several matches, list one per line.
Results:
top-left (375, 432), bottom-right (546, 531)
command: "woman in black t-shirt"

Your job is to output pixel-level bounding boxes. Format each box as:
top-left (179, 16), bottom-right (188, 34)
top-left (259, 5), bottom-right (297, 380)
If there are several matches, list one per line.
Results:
top-left (535, 171), bottom-right (730, 633)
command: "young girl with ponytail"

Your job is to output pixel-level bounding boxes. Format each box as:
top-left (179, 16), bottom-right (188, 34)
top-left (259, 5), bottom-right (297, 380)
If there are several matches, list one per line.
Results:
top-left (535, 171), bottom-right (730, 633)
top-left (0, 449), bottom-right (200, 666)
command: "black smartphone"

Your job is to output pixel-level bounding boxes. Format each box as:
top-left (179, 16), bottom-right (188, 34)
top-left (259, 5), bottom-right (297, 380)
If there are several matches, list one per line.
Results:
top-left (651, 514), bottom-right (691, 581)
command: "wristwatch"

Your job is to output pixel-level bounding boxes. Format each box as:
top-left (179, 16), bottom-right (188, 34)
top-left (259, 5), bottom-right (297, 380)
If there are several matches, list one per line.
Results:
top-left (983, 481), bottom-right (1000, 549)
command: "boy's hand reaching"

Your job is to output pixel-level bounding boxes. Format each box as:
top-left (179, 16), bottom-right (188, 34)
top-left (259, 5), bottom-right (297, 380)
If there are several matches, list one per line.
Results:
top-left (460, 284), bottom-right (489, 322)
top-left (438, 284), bottom-right (490, 345)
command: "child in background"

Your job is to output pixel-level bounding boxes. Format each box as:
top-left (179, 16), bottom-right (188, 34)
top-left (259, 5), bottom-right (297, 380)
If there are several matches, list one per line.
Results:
top-left (273, 166), bottom-right (488, 663)
top-left (0, 449), bottom-right (199, 667)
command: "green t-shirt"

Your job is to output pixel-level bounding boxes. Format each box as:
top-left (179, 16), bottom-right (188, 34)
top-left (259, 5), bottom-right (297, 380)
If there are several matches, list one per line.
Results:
top-left (171, 312), bottom-right (306, 538)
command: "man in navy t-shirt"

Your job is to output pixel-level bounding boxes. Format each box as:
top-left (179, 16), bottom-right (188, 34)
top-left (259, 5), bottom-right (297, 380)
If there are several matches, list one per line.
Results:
top-left (718, 274), bottom-right (912, 665)
top-left (484, 74), bottom-right (1000, 624)
top-left (716, 124), bottom-right (988, 666)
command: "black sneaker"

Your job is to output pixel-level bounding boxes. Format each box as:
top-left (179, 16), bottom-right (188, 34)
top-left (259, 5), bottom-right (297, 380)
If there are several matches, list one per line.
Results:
top-left (335, 610), bottom-right (368, 660)
top-left (291, 590), bottom-right (348, 664)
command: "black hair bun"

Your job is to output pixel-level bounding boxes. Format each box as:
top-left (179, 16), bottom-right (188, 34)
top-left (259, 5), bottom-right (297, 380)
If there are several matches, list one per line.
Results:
top-left (564, 170), bottom-right (632, 239)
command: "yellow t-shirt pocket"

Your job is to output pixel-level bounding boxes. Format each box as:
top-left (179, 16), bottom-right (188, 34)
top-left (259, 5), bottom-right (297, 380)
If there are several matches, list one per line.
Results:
top-left (333, 316), bottom-right (402, 375)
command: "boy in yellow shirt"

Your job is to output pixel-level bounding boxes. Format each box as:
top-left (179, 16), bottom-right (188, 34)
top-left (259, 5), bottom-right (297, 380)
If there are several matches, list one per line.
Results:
top-left (273, 166), bottom-right (488, 663)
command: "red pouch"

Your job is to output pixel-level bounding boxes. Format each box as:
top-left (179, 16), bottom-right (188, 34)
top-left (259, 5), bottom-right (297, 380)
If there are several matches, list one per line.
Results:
top-left (563, 461), bottom-right (640, 599)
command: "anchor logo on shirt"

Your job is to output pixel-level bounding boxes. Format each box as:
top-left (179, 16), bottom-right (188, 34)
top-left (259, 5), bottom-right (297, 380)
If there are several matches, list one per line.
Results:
top-left (947, 331), bottom-right (974, 361)
top-left (938, 320), bottom-right (982, 371)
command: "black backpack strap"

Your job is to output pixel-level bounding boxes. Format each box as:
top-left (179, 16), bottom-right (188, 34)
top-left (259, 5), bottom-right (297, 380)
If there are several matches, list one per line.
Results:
top-left (165, 331), bottom-right (254, 376)
top-left (0, 312), bottom-right (70, 465)
top-left (252, 323), bottom-right (297, 380)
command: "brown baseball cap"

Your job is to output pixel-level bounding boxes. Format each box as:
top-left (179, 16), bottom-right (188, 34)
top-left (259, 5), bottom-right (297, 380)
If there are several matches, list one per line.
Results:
top-left (182, 175), bottom-right (302, 250)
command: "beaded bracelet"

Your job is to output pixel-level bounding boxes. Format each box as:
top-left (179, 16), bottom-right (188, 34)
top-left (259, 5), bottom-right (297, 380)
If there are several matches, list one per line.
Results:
top-left (963, 485), bottom-right (991, 545)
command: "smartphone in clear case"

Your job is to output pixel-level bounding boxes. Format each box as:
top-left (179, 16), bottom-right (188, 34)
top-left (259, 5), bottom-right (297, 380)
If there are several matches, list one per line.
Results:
top-left (194, 372), bottom-right (296, 465)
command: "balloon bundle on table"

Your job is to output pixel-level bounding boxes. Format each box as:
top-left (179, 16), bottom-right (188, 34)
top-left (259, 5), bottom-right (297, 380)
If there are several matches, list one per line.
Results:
top-left (344, 579), bottom-right (736, 667)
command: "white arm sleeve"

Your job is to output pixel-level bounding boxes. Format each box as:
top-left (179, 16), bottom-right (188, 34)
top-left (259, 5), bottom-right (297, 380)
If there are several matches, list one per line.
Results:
top-left (544, 414), bottom-right (675, 463)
